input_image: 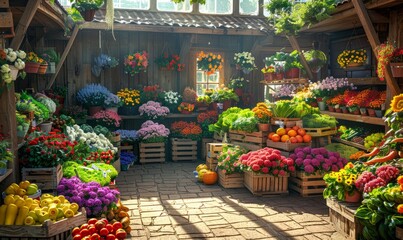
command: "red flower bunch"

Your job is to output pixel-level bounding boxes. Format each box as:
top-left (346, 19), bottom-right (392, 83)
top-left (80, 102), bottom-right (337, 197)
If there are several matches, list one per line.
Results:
top-left (86, 150), bottom-right (115, 164)
top-left (171, 121), bottom-right (202, 140)
top-left (155, 53), bottom-right (185, 72)
top-left (239, 148), bottom-right (295, 176)
top-left (143, 85), bottom-right (159, 92)
top-left (141, 85), bottom-right (160, 102)
top-left (368, 90), bottom-right (386, 109)
top-left (93, 110), bottom-right (121, 129)
top-left (392, 48), bottom-right (403, 63)
top-left (22, 132), bottom-right (77, 168)
top-left (346, 89), bottom-right (378, 108)
top-left (197, 111), bottom-right (218, 124)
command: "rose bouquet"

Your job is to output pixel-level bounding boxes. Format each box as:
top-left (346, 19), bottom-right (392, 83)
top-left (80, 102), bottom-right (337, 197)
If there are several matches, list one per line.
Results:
top-left (171, 121), bottom-right (202, 141)
top-left (217, 145), bottom-right (248, 174)
top-left (154, 53), bottom-right (184, 71)
top-left (197, 51), bottom-right (223, 75)
top-left (139, 101), bottom-right (170, 120)
top-left (337, 49), bottom-right (367, 68)
top-left (93, 110), bottom-right (121, 129)
top-left (57, 177), bottom-right (119, 217)
top-left (233, 52), bottom-right (256, 73)
top-left (239, 148), bottom-right (295, 176)
top-left (137, 120), bottom-right (170, 143)
top-left (124, 51), bottom-right (148, 75)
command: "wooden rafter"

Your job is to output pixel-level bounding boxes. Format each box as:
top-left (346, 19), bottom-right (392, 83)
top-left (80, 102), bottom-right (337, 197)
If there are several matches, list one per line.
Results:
top-left (287, 35), bottom-right (315, 81)
top-left (10, 0), bottom-right (41, 49)
top-left (46, 25), bottom-right (80, 90)
top-left (351, 0), bottom-right (401, 96)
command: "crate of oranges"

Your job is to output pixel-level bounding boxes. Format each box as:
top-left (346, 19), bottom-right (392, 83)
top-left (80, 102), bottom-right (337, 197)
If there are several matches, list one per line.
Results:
top-left (266, 126), bottom-right (311, 152)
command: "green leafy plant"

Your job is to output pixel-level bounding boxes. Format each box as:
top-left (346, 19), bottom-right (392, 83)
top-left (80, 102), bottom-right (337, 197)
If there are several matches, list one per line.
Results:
top-left (302, 113), bottom-right (337, 128)
top-left (210, 88), bottom-right (239, 103)
top-left (208, 107), bottom-right (242, 134)
top-left (270, 100), bottom-right (296, 118)
top-left (70, 0), bottom-right (104, 12)
top-left (171, 0), bottom-right (206, 4)
top-left (231, 109), bottom-right (259, 133)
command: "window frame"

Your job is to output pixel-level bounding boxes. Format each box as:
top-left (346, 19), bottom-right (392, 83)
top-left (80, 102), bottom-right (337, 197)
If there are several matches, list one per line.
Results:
top-left (156, 0), bottom-right (193, 13)
top-left (239, 0), bottom-right (259, 16)
top-left (114, 0), bottom-right (151, 10)
top-left (195, 51), bottom-right (224, 96)
top-left (199, 0), bottom-right (234, 15)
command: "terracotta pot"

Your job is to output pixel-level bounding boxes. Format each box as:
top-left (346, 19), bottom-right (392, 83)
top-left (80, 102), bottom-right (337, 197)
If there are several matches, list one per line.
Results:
top-left (367, 108), bottom-right (376, 117)
top-left (275, 73), bottom-right (284, 80)
top-left (264, 72), bottom-right (275, 82)
top-left (390, 62), bottom-right (403, 77)
top-left (234, 88), bottom-right (243, 97)
top-left (37, 64), bottom-right (48, 74)
top-left (180, 110), bottom-right (193, 114)
top-left (25, 62), bottom-right (40, 73)
top-left (360, 108), bottom-right (367, 116)
top-left (347, 62), bottom-right (363, 68)
top-left (328, 106), bottom-right (335, 112)
top-left (352, 109), bottom-right (360, 115)
top-left (335, 108), bottom-right (342, 113)
top-left (258, 123), bottom-right (270, 132)
top-left (80, 9), bottom-right (97, 21)
top-left (345, 190), bottom-right (362, 203)
top-left (88, 106), bottom-right (103, 116)
top-left (285, 68), bottom-right (300, 79)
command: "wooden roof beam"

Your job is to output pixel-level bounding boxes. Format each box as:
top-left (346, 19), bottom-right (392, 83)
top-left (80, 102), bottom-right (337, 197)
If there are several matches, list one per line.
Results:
top-left (351, 0), bottom-right (400, 96)
top-left (287, 35), bottom-right (315, 81)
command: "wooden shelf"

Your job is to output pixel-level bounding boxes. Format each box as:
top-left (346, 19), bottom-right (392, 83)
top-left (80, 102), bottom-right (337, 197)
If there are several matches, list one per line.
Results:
top-left (88, 113), bottom-right (198, 120)
top-left (332, 138), bottom-right (367, 151)
top-left (347, 77), bottom-right (386, 86)
top-left (321, 111), bottom-right (385, 126)
top-left (260, 78), bottom-right (309, 85)
top-left (0, 169), bottom-right (13, 184)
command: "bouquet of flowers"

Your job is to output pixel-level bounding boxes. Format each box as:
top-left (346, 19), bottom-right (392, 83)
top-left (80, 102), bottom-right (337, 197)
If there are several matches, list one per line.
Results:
top-left (76, 84), bottom-right (111, 107)
top-left (197, 51), bottom-right (223, 75)
top-left (252, 102), bottom-right (272, 124)
top-left (117, 88), bottom-right (141, 106)
top-left (104, 93), bottom-right (122, 108)
top-left (137, 120), bottom-right (170, 143)
top-left (233, 52), bottom-right (256, 73)
top-left (228, 77), bottom-right (249, 89)
top-left (93, 110), bottom-right (121, 129)
top-left (171, 121), bottom-right (202, 141)
top-left (124, 51), bottom-right (148, 75)
top-left (154, 53), bottom-right (184, 71)
top-left (139, 101), bottom-right (170, 120)
top-left (337, 49), bottom-right (367, 68)
top-left (162, 90), bottom-right (181, 112)
top-left (217, 145), bottom-right (248, 174)
top-left (57, 177), bottom-right (119, 217)
top-left (177, 102), bottom-right (195, 113)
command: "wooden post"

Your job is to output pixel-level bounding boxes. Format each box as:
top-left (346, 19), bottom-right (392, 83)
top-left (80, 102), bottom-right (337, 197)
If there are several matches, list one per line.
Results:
top-left (351, 0), bottom-right (401, 96)
top-left (46, 25), bottom-right (80, 90)
top-left (10, 0), bottom-right (41, 49)
top-left (287, 35), bottom-right (315, 81)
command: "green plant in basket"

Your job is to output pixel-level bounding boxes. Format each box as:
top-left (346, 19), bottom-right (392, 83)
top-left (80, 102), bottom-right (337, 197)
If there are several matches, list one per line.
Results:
top-left (270, 100), bottom-right (296, 118)
top-left (217, 145), bottom-right (248, 174)
top-left (231, 109), bottom-right (259, 133)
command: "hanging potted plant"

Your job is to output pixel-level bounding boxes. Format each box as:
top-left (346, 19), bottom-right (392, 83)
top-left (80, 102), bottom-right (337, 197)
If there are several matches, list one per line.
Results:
top-left (37, 56), bottom-right (48, 74)
top-left (41, 49), bottom-right (60, 74)
top-left (154, 53), bottom-right (184, 72)
top-left (24, 52), bottom-right (41, 74)
top-left (233, 52), bottom-right (256, 74)
top-left (390, 47), bottom-right (403, 78)
top-left (3, 48), bottom-right (26, 80)
top-left (124, 51), bottom-right (149, 76)
top-left (197, 51), bottom-right (223, 76)
top-left (303, 48), bottom-right (327, 73)
top-left (70, 0), bottom-right (104, 22)
top-left (337, 49), bottom-right (367, 68)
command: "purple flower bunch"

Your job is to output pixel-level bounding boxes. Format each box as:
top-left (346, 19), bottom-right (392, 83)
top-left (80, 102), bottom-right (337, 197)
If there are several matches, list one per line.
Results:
top-left (57, 177), bottom-right (120, 217)
top-left (273, 84), bottom-right (297, 98)
top-left (139, 101), bottom-right (170, 120)
top-left (93, 110), bottom-right (122, 128)
top-left (137, 120), bottom-right (170, 143)
top-left (310, 77), bottom-right (355, 98)
top-left (290, 147), bottom-right (348, 174)
top-left (115, 129), bottom-right (138, 142)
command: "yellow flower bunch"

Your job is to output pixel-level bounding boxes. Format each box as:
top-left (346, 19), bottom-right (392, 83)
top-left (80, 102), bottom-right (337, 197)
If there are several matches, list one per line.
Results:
top-left (197, 51), bottom-right (223, 76)
top-left (327, 169), bottom-right (357, 186)
top-left (117, 88), bottom-right (141, 106)
top-left (252, 102), bottom-right (272, 123)
top-left (390, 93), bottom-right (403, 112)
top-left (337, 49), bottom-right (367, 68)
top-left (26, 52), bottom-right (40, 63)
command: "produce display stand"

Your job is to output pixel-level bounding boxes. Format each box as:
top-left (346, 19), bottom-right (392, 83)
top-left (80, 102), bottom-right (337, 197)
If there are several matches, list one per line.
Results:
top-left (266, 140), bottom-right (311, 152)
top-left (243, 171), bottom-right (289, 196)
top-left (270, 117), bottom-right (302, 128)
top-left (0, 208), bottom-right (87, 239)
top-left (289, 171), bottom-right (326, 197)
top-left (171, 138), bottom-right (198, 162)
top-left (21, 165), bottom-right (63, 191)
top-left (139, 142), bottom-right (165, 164)
top-left (304, 127), bottom-right (337, 147)
top-left (229, 130), bottom-right (268, 151)
top-left (326, 198), bottom-right (362, 239)
top-left (218, 169), bottom-right (244, 189)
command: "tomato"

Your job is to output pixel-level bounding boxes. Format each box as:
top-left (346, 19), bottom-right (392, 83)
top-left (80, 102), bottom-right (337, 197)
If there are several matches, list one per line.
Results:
top-left (115, 229), bottom-right (127, 239)
top-left (90, 233), bottom-right (101, 240)
top-left (72, 227), bottom-right (81, 237)
top-left (106, 224), bottom-right (114, 233)
top-left (80, 224), bottom-right (89, 231)
top-left (99, 228), bottom-right (109, 236)
top-left (101, 218), bottom-right (109, 225)
top-left (80, 229), bottom-right (90, 237)
top-left (106, 234), bottom-right (116, 240)
top-left (95, 220), bottom-right (106, 230)
top-left (72, 234), bottom-right (82, 240)
top-left (112, 222), bottom-right (123, 231)
top-left (88, 226), bottom-right (97, 235)
top-left (88, 218), bottom-right (98, 225)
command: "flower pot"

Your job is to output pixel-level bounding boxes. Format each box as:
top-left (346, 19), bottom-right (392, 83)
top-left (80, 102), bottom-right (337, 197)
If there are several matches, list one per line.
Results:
top-left (258, 123), bottom-right (270, 132)
top-left (46, 62), bottom-right (56, 74)
top-left (367, 108), bottom-right (376, 117)
top-left (275, 73), bottom-right (284, 80)
top-left (351, 109), bottom-right (360, 115)
top-left (318, 101), bottom-right (326, 111)
top-left (88, 106), bottom-right (103, 116)
top-left (347, 62), bottom-right (363, 68)
top-left (345, 190), bottom-right (361, 203)
top-left (335, 107), bottom-right (342, 113)
top-left (375, 110), bottom-right (383, 118)
top-left (180, 110), bottom-right (193, 114)
top-left (119, 106), bottom-right (138, 115)
top-left (80, 9), bottom-right (97, 21)
top-left (25, 62), bottom-right (40, 73)
top-left (39, 121), bottom-right (53, 134)
top-left (37, 64), bottom-right (48, 74)
top-left (9, 65), bottom-right (18, 80)
top-left (264, 72), bottom-right (275, 82)
top-left (390, 62), bottom-right (403, 78)
top-left (360, 107), bottom-right (367, 116)
top-left (106, 107), bottom-right (118, 113)
top-left (234, 88), bottom-right (243, 97)
top-left (285, 68), bottom-right (300, 79)
top-left (328, 106), bottom-right (335, 112)
top-left (341, 106), bottom-right (348, 114)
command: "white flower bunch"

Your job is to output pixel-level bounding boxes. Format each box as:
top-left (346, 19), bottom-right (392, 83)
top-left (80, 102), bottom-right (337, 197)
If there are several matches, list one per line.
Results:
top-left (5, 48), bottom-right (26, 63)
top-left (0, 64), bottom-right (12, 83)
top-left (14, 58), bottom-right (25, 70)
top-left (164, 91), bottom-right (181, 104)
top-left (66, 125), bottom-right (118, 153)
top-left (234, 52), bottom-right (256, 71)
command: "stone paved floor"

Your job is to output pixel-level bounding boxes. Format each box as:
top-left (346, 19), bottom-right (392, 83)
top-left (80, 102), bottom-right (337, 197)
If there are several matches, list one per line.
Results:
top-left (116, 162), bottom-right (346, 240)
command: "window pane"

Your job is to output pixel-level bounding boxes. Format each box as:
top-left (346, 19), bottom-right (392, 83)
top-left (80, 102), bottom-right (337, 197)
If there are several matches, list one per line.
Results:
top-left (208, 73), bottom-right (219, 83)
top-left (200, 0), bottom-right (233, 14)
top-left (157, 0), bottom-right (192, 12)
top-left (263, 0), bottom-right (270, 17)
top-left (197, 71), bottom-right (205, 83)
top-left (196, 84), bottom-right (208, 96)
top-left (240, 0), bottom-right (259, 15)
top-left (115, 0), bottom-right (150, 9)
top-left (59, 0), bottom-right (71, 6)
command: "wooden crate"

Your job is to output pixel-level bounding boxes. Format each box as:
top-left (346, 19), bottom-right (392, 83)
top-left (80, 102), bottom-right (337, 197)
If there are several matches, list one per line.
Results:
top-left (243, 171), bottom-right (289, 196)
top-left (229, 130), bottom-right (267, 150)
top-left (201, 138), bottom-right (213, 160)
top-left (206, 157), bottom-right (217, 171)
top-left (327, 198), bottom-right (362, 239)
top-left (112, 158), bottom-right (121, 174)
top-left (139, 142), bottom-right (165, 164)
top-left (271, 117), bottom-right (302, 128)
top-left (304, 127), bottom-right (337, 137)
top-left (0, 208), bottom-right (87, 238)
top-left (171, 138), bottom-right (198, 162)
top-left (289, 171), bottom-right (326, 196)
top-left (213, 132), bottom-right (224, 143)
top-left (266, 140), bottom-right (311, 152)
top-left (121, 144), bottom-right (134, 152)
top-left (218, 169), bottom-right (244, 189)
top-left (207, 143), bottom-right (228, 158)
top-left (21, 165), bottom-right (63, 191)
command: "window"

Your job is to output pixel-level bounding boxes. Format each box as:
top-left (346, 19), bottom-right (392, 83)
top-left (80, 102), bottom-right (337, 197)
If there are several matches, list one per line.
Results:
top-left (157, 0), bottom-right (192, 12)
top-left (196, 71), bottom-right (221, 96)
top-left (264, 0), bottom-right (307, 16)
top-left (58, 0), bottom-right (71, 6)
top-left (240, 0), bottom-right (259, 16)
top-left (114, 0), bottom-right (150, 9)
top-left (199, 0), bottom-right (233, 14)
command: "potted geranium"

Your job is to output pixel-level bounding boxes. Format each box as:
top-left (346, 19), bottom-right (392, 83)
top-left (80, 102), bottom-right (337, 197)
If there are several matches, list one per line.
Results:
top-left (154, 53), bottom-right (184, 71)
top-left (93, 110), bottom-right (122, 131)
top-left (337, 49), bottom-right (367, 68)
top-left (139, 101), bottom-right (170, 120)
top-left (117, 88), bottom-right (141, 115)
top-left (76, 84), bottom-right (111, 115)
top-left (252, 102), bottom-right (272, 131)
top-left (228, 77), bottom-right (248, 97)
top-left (197, 51), bottom-right (223, 75)
top-left (233, 52), bottom-right (256, 74)
top-left (124, 51), bottom-right (148, 75)
top-left (70, 0), bottom-right (104, 21)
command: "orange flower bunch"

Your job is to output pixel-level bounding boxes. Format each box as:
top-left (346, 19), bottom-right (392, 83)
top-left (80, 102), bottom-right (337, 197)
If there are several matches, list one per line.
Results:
top-left (197, 111), bottom-right (218, 124)
top-left (252, 102), bottom-right (272, 124)
top-left (346, 89), bottom-right (375, 108)
top-left (368, 90), bottom-right (386, 109)
top-left (197, 51), bottom-right (223, 75)
top-left (329, 94), bottom-right (345, 106)
top-left (178, 102), bottom-right (195, 112)
top-left (171, 121), bottom-right (202, 140)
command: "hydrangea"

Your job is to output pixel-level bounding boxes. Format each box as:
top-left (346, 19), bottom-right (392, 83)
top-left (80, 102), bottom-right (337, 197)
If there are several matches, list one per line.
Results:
top-left (137, 120), bottom-right (170, 143)
top-left (139, 101), bottom-right (170, 120)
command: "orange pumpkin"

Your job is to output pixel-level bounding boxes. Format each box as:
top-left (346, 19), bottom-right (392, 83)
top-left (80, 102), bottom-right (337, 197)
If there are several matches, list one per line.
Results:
top-left (202, 171), bottom-right (218, 185)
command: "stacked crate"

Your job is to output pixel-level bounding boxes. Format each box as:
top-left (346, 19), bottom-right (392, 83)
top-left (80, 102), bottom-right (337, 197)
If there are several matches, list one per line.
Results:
top-left (171, 138), bottom-right (198, 162)
top-left (140, 142), bottom-right (165, 164)
top-left (228, 130), bottom-right (268, 151)
top-left (205, 143), bottom-right (227, 171)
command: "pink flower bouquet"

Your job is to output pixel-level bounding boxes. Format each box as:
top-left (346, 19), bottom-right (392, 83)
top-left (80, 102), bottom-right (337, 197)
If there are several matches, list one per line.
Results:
top-left (93, 110), bottom-right (121, 129)
top-left (137, 120), bottom-right (170, 143)
top-left (139, 101), bottom-right (170, 120)
top-left (124, 51), bottom-right (148, 75)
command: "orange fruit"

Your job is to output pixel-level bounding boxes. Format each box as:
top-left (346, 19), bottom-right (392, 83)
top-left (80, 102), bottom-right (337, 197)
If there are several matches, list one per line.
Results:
top-left (276, 128), bottom-right (286, 136)
top-left (288, 129), bottom-right (297, 137)
top-left (303, 134), bottom-right (312, 143)
top-left (295, 135), bottom-right (303, 143)
top-left (271, 134), bottom-right (280, 142)
top-left (292, 125), bottom-right (300, 131)
top-left (285, 127), bottom-right (292, 134)
top-left (281, 135), bottom-right (290, 142)
top-left (297, 128), bottom-right (306, 136)
top-left (268, 132), bottom-right (275, 140)
top-left (289, 137), bottom-right (297, 143)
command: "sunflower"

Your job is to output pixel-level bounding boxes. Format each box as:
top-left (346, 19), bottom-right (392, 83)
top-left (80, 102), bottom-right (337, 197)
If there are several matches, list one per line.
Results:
top-left (390, 93), bottom-right (403, 112)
